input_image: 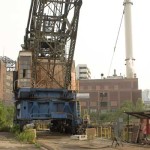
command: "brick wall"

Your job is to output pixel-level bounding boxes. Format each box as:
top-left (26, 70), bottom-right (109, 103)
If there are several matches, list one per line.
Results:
top-left (0, 60), bottom-right (6, 101)
top-left (79, 78), bottom-right (142, 112)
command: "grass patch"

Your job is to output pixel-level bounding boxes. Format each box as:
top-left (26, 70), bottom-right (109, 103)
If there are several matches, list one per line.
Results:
top-left (10, 125), bottom-right (36, 144)
top-left (17, 129), bottom-right (36, 144)
top-left (34, 142), bottom-right (41, 148)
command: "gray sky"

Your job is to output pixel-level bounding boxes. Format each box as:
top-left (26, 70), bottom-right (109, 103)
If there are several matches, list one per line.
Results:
top-left (0, 0), bottom-right (150, 90)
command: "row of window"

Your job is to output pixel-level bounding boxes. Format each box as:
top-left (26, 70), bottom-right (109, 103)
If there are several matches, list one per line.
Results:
top-left (83, 108), bottom-right (117, 113)
top-left (80, 101), bottom-right (118, 107)
top-left (80, 85), bottom-right (118, 90)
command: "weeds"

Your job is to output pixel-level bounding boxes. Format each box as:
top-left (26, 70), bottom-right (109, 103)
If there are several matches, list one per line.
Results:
top-left (16, 129), bottom-right (36, 144)
top-left (0, 102), bottom-right (14, 131)
top-left (34, 142), bottom-right (41, 148)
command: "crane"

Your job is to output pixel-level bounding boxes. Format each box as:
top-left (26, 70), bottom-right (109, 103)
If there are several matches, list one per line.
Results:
top-left (23, 0), bottom-right (82, 89)
top-left (13, 0), bottom-right (83, 134)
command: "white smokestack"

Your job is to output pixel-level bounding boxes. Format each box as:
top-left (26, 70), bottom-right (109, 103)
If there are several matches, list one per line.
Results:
top-left (123, 0), bottom-right (135, 78)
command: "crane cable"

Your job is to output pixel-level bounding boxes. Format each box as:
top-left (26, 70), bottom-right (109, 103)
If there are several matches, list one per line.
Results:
top-left (108, 7), bottom-right (125, 76)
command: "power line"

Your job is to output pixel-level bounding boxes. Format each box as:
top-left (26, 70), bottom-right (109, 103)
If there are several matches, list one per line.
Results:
top-left (108, 7), bottom-right (125, 76)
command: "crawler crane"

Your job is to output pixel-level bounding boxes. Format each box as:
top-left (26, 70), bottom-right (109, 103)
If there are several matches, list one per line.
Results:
top-left (13, 0), bottom-right (83, 134)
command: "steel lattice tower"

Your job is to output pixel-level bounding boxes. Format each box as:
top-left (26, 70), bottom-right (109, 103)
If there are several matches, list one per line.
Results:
top-left (24, 0), bottom-right (82, 88)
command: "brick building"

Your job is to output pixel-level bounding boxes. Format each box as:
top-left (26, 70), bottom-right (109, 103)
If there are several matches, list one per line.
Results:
top-left (5, 71), bottom-right (14, 104)
top-left (79, 78), bottom-right (142, 113)
top-left (0, 59), bottom-right (14, 105)
top-left (0, 60), bottom-right (6, 101)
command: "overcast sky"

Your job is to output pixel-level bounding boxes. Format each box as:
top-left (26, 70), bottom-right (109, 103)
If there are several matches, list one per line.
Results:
top-left (0, 0), bottom-right (150, 90)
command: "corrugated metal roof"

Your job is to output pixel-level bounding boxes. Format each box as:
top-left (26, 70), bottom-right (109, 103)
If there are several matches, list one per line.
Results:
top-left (125, 111), bottom-right (150, 119)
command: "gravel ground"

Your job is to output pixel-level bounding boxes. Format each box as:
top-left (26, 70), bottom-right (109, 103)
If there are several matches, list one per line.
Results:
top-left (0, 132), bottom-right (150, 150)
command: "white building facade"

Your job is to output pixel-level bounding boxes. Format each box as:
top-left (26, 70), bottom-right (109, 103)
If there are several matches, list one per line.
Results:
top-left (76, 64), bottom-right (91, 80)
top-left (142, 89), bottom-right (150, 108)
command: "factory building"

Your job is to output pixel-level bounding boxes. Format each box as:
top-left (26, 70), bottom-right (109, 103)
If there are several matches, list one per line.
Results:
top-left (0, 60), bottom-right (6, 101)
top-left (78, 0), bottom-right (142, 114)
top-left (78, 77), bottom-right (142, 113)
top-left (76, 64), bottom-right (91, 80)
top-left (5, 71), bottom-right (14, 104)
top-left (0, 56), bottom-right (15, 105)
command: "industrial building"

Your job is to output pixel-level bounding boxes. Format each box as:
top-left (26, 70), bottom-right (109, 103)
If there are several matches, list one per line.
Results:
top-left (142, 89), bottom-right (150, 102)
top-left (0, 56), bottom-right (15, 104)
top-left (77, 0), bottom-right (142, 114)
top-left (78, 77), bottom-right (142, 113)
top-left (76, 64), bottom-right (91, 80)
top-left (142, 89), bottom-right (150, 109)
top-left (5, 71), bottom-right (14, 104)
top-left (0, 60), bottom-right (6, 101)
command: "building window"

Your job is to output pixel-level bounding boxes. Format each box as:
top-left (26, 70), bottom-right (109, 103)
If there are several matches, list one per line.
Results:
top-left (79, 86), bottom-right (84, 90)
top-left (80, 101), bottom-right (87, 107)
top-left (79, 67), bottom-right (86, 69)
top-left (111, 109), bottom-right (117, 112)
top-left (80, 72), bottom-right (87, 74)
top-left (90, 102), bottom-right (97, 107)
top-left (114, 85), bottom-right (118, 90)
top-left (101, 109), bottom-right (107, 113)
top-left (96, 86), bottom-right (100, 90)
top-left (90, 109), bottom-right (97, 113)
top-left (100, 92), bottom-right (107, 97)
top-left (100, 102), bottom-right (108, 107)
top-left (23, 69), bottom-right (26, 78)
top-left (111, 101), bottom-right (118, 107)
top-left (88, 86), bottom-right (92, 90)
top-left (104, 85), bottom-right (109, 90)
top-left (83, 86), bottom-right (88, 90)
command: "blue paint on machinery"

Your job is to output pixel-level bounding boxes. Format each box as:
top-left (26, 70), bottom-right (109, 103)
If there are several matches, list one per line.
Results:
top-left (14, 88), bottom-right (83, 133)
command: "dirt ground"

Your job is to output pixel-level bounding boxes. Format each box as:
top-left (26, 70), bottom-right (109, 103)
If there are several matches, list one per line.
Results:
top-left (0, 132), bottom-right (44, 150)
top-left (0, 132), bottom-right (150, 150)
top-left (37, 132), bottom-right (150, 150)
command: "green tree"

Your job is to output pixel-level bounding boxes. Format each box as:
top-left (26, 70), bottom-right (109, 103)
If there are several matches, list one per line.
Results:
top-left (89, 99), bottom-right (145, 125)
top-left (0, 102), bottom-right (14, 131)
top-left (112, 99), bottom-right (145, 123)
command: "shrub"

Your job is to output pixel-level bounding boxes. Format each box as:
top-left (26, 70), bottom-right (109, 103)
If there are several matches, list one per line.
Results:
top-left (10, 124), bottom-right (20, 134)
top-left (0, 102), bottom-right (14, 131)
top-left (17, 129), bottom-right (36, 144)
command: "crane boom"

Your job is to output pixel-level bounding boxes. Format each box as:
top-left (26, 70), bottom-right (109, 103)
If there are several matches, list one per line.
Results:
top-left (23, 0), bottom-right (82, 89)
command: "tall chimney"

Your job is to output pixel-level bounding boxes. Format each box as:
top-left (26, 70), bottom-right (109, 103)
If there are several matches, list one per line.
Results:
top-left (123, 0), bottom-right (135, 78)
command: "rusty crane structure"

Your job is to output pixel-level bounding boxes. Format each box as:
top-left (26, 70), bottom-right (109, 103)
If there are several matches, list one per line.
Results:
top-left (22, 0), bottom-right (82, 89)
top-left (14, 0), bottom-right (83, 134)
